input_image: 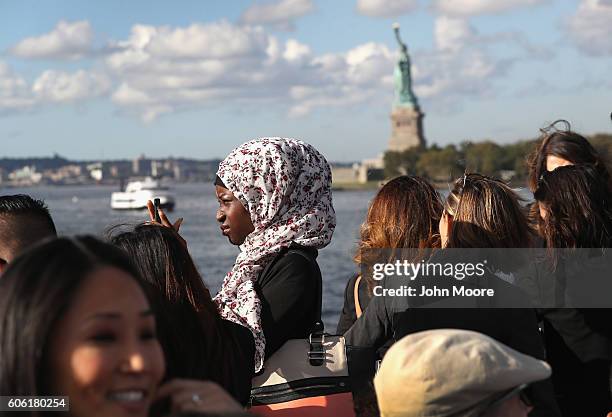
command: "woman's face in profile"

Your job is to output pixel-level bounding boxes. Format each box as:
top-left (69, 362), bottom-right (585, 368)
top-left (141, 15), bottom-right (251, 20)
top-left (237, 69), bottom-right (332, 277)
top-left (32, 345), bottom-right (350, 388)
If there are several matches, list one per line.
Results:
top-left (546, 155), bottom-right (572, 172)
top-left (215, 185), bottom-right (255, 245)
top-left (47, 266), bottom-right (165, 417)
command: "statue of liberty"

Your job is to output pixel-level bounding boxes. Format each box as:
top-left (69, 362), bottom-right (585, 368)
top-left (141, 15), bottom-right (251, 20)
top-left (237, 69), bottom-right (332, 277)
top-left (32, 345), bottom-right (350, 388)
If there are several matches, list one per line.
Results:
top-left (393, 23), bottom-right (419, 110)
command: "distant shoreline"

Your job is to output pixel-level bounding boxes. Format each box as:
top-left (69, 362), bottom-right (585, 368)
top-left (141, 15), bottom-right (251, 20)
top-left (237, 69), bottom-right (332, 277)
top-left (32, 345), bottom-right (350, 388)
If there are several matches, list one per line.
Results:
top-left (332, 178), bottom-right (530, 192)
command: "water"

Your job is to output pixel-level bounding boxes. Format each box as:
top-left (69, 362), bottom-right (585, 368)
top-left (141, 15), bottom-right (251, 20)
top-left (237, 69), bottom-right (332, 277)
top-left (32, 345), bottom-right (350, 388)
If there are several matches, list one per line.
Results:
top-left (1, 183), bottom-right (534, 330)
top-left (2, 183), bottom-right (375, 330)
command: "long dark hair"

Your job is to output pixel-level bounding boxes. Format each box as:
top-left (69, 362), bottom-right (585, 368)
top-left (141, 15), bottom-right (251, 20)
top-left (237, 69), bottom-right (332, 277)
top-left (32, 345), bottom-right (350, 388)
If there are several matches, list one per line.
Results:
top-left (0, 236), bottom-right (142, 404)
top-left (534, 164), bottom-right (612, 249)
top-left (355, 176), bottom-right (442, 292)
top-left (110, 224), bottom-right (241, 392)
top-left (527, 120), bottom-right (611, 233)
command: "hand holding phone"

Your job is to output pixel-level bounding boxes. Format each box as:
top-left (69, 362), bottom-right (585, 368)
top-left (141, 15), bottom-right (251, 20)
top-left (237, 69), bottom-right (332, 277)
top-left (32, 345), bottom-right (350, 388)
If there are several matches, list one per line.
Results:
top-left (153, 198), bottom-right (162, 223)
top-left (146, 200), bottom-right (184, 245)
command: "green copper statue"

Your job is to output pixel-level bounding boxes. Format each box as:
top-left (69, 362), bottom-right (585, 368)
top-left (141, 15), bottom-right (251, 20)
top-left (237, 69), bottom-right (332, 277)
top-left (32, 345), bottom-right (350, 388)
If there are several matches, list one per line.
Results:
top-left (393, 23), bottom-right (419, 110)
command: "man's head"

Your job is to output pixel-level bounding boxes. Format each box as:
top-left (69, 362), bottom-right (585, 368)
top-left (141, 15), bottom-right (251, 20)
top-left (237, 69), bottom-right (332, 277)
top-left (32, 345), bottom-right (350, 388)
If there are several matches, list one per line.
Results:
top-left (0, 194), bottom-right (57, 273)
top-left (374, 329), bottom-right (551, 417)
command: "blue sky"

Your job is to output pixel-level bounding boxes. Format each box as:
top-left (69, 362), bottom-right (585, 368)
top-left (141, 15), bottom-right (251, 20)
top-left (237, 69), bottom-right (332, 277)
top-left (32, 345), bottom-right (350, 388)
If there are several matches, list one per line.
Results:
top-left (1, 0), bottom-right (611, 161)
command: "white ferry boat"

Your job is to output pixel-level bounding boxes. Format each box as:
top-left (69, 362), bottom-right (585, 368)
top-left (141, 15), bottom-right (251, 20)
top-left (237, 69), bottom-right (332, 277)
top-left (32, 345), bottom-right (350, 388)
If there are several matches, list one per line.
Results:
top-left (111, 177), bottom-right (175, 210)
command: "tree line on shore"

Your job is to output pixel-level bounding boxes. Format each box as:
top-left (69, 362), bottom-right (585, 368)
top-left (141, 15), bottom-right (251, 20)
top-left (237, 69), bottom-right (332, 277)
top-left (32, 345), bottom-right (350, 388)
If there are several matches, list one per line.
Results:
top-left (384, 133), bottom-right (612, 183)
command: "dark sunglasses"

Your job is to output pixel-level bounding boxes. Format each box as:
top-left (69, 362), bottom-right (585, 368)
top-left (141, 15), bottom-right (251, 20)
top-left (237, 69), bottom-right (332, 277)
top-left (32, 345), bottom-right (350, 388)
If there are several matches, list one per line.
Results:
top-left (475, 384), bottom-right (532, 417)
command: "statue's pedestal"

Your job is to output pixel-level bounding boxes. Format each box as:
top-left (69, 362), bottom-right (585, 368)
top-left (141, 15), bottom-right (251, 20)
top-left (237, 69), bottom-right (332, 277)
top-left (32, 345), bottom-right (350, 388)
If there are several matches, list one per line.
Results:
top-left (388, 106), bottom-right (425, 152)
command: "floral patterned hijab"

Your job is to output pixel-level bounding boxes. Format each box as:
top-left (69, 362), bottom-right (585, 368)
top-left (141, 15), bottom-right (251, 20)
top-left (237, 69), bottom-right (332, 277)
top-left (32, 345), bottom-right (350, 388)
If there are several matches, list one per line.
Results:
top-left (213, 138), bottom-right (336, 371)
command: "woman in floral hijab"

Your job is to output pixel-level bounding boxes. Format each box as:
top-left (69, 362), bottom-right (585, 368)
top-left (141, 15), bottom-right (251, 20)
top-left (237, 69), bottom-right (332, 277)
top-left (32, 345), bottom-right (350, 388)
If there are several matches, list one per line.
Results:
top-left (213, 137), bottom-right (336, 371)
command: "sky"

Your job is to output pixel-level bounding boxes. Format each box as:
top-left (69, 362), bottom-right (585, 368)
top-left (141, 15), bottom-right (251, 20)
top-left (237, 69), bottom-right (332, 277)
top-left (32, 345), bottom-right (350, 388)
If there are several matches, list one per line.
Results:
top-left (0, 0), bottom-right (611, 162)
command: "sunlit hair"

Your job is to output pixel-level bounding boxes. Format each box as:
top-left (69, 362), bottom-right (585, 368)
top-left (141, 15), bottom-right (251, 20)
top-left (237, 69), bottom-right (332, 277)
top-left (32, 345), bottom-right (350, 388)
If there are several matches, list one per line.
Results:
top-left (110, 224), bottom-right (245, 393)
top-left (526, 120), bottom-right (611, 234)
top-left (355, 176), bottom-right (442, 291)
top-left (0, 236), bottom-right (143, 400)
top-left (534, 164), bottom-right (612, 250)
top-left (527, 120), bottom-right (609, 192)
top-left (445, 173), bottom-right (531, 248)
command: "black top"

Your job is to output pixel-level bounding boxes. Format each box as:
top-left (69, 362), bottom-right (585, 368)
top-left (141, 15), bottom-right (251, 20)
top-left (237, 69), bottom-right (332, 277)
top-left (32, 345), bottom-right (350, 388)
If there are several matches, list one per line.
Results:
top-left (256, 245), bottom-right (321, 358)
top-left (336, 274), bottom-right (372, 335)
top-left (223, 320), bottom-right (255, 405)
top-left (517, 255), bottom-right (612, 416)
top-left (344, 250), bottom-right (561, 417)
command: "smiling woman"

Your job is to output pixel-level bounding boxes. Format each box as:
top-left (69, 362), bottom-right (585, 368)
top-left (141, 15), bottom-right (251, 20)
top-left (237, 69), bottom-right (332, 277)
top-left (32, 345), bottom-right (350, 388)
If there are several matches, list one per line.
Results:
top-left (0, 236), bottom-right (246, 417)
top-left (0, 236), bottom-right (163, 417)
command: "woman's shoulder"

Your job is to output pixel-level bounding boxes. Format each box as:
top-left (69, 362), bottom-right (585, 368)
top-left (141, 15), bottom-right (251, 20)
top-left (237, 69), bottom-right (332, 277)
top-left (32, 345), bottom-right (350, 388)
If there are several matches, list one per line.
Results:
top-left (278, 245), bottom-right (319, 265)
top-left (222, 319), bottom-right (255, 347)
top-left (221, 319), bottom-right (256, 374)
top-left (261, 245), bottom-right (320, 280)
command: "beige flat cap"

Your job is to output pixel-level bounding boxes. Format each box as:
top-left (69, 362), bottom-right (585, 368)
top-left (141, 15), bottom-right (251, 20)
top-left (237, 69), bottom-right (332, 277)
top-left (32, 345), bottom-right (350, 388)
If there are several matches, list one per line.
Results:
top-left (374, 329), bottom-right (551, 417)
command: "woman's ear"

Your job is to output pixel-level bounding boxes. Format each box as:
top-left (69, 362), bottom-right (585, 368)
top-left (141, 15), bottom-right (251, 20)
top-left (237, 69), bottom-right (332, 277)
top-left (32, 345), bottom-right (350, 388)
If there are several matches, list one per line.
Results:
top-left (537, 202), bottom-right (549, 221)
top-left (439, 211), bottom-right (453, 248)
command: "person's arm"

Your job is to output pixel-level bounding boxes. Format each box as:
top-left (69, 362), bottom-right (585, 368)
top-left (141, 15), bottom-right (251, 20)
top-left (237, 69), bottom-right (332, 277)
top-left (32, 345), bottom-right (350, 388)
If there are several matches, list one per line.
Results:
top-left (507, 308), bottom-right (561, 417)
top-left (222, 321), bottom-right (255, 406)
top-left (258, 251), bottom-right (318, 357)
top-left (344, 294), bottom-right (393, 390)
top-left (336, 276), bottom-right (358, 335)
top-left (344, 292), bottom-right (392, 349)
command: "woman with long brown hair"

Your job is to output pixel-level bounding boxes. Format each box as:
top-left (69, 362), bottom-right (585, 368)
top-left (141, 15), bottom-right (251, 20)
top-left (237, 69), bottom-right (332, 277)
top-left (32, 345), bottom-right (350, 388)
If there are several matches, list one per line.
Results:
top-left (346, 173), bottom-right (559, 416)
top-left (336, 175), bottom-right (442, 334)
top-left (529, 164), bottom-right (612, 417)
top-left (526, 120), bottom-right (611, 234)
top-left (110, 224), bottom-right (254, 406)
top-left (441, 173), bottom-right (532, 249)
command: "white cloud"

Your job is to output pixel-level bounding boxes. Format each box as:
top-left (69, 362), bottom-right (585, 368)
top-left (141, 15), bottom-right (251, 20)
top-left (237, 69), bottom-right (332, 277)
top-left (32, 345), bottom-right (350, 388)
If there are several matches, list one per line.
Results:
top-left (2, 16), bottom-right (552, 120)
top-left (288, 42), bottom-right (395, 116)
top-left (432, 0), bottom-right (545, 16)
top-left (0, 62), bottom-right (36, 111)
top-left (103, 17), bottom-right (549, 121)
top-left (0, 62), bottom-right (111, 114)
top-left (356, 0), bottom-right (419, 18)
top-left (105, 21), bottom-right (398, 120)
top-left (434, 16), bottom-right (476, 51)
top-left (408, 15), bottom-right (542, 107)
top-left (145, 22), bottom-right (270, 59)
top-left (566, 0), bottom-right (612, 56)
top-left (32, 70), bottom-right (111, 102)
top-left (240, 0), bottom-right (314, 29)
top-left (283, 39), bottom-right (312, 63)
top-left (10, 20), bottom-right (93, 60)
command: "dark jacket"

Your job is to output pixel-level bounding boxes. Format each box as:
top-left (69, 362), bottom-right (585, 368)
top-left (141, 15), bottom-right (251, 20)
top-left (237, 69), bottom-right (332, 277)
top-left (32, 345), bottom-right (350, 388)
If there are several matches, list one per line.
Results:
top-left (223, 320), bottom-right (255, 405)
top-left (517, 253), bottom-right (612, 417)
top-left (336, 274), bottom-right (372, 335)
top-left (345, 250), bottom-right (561, 417)
top-left (256, 244), bottom-right (321, 358)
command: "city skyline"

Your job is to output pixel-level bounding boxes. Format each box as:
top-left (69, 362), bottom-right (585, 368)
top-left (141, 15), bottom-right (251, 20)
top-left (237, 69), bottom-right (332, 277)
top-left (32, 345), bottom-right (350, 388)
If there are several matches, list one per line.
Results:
top-left (1, 0), bottom-right (611, 161)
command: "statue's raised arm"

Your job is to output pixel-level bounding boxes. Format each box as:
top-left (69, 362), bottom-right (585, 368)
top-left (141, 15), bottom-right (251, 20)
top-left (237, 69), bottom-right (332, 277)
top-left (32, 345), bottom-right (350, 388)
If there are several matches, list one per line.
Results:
top-left (393, 23), bottom-right (408, 56)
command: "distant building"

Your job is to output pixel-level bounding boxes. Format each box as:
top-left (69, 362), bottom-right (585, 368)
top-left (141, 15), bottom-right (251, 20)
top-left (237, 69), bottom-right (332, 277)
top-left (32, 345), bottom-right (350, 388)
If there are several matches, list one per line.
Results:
top-left (331, 163), bottom-right (360, 184)
top-left (87, 163), bottom-right (104, 182)
top-left (331, 158), bottom-right (384, 185)
top-left (173, 163), bottom-right (182, 181)
top-left (151, 160), bottom-right (161, 177)
top-left (9, 166), bottom-right (42, 185)
top-left (133, 154), bottom-right (146, 175)
top-left (109, 165), bottom-right (120, 178)
top-left (357, 157), bottom-right (385, 183)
